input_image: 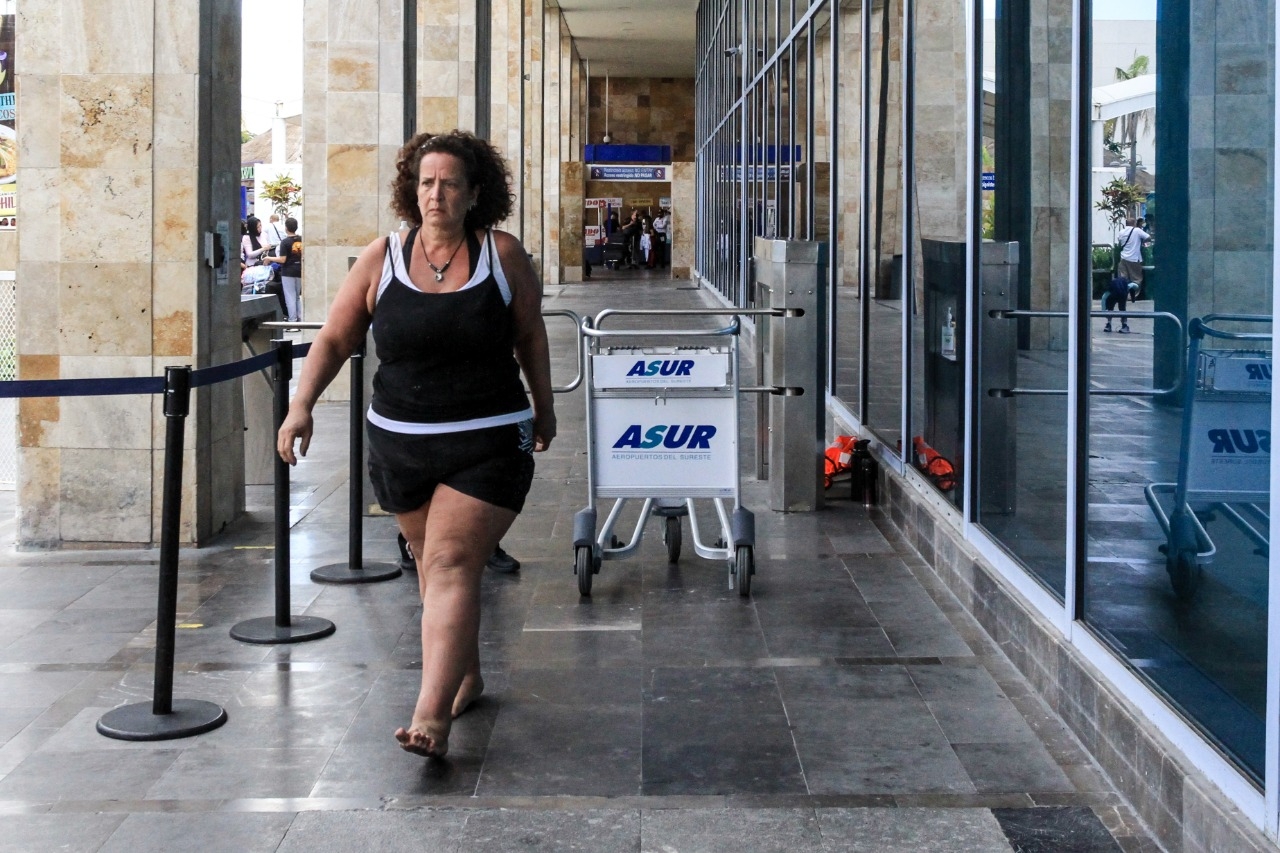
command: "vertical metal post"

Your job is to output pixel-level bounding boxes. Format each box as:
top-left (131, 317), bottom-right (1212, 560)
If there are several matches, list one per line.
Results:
top-left (755, 237), bottom-right (828, 511)
top-left (231, 339), bottom-right (337, 644)
top-left (310, 341), bottom-right (401, 583)
top-left (96, 367), bottom-right (228, 741)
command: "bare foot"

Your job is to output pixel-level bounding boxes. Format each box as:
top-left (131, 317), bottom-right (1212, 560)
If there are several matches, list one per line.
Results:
top-left (452, 673), bottom-right (484, 718)
top-left (394, 721), bottom-right (449, 758)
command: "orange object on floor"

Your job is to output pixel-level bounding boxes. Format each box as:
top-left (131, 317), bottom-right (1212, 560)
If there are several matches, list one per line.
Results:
top-left (912, 435), bottom-right (956, 491)
top-left (823, 435), bottom-right (858, 488)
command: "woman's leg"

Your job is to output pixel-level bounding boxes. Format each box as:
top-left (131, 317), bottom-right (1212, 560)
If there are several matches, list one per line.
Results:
top-left (394, 486), bottom-right (515, 757)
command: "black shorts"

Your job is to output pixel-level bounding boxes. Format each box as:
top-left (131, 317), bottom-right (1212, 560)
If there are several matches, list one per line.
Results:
top-left (366, 419), bottom-right (535, 514)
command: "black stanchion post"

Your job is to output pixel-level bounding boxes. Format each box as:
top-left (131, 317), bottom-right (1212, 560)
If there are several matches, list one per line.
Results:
top-left (231, 338), bottom-right (336, 644)
top-left (310, 339), bottom-right (401, 584)
top-left (97, 366), bottom-right (228, 740)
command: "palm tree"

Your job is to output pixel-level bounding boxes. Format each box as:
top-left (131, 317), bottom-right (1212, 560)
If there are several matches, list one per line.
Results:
top-left (1103, 54), bottom-right (1152, 183)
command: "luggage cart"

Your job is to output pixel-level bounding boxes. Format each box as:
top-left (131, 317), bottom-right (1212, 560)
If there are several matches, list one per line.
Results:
top-left (572, 309), bottom-right (758, 597)
top-left (1145, 314), bottom-right (1272, 599)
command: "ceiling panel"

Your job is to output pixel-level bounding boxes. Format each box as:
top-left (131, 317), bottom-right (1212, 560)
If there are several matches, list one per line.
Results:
top-left (555, 0), bottom-right (700, 77)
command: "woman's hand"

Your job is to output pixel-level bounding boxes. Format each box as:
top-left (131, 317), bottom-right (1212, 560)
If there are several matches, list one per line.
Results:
top-left (277, 407), bottom-right (314, 465)
top-left (533, 411), bottom-right (557, 452)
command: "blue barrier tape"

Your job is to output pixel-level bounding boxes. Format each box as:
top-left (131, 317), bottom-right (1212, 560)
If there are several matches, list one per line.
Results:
top-left (191, 350), bottom-right (278, 388)
top-left (0, 376), bottom-right (166, 399)
top-left (0, 339), bottom-right (314, 400)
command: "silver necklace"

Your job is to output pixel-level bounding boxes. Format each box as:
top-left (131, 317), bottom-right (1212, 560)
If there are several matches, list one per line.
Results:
top-left (424, 236), bottom-right (465, 282)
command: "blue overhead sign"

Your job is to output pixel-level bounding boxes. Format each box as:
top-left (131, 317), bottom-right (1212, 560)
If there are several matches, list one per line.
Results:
top-left (589, 165), bottom-right (670, 181)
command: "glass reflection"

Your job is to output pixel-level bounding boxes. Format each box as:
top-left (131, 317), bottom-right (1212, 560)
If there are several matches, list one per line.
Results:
top-left (906, 0), bottom-right (969, 507)
top-left (864, 0), bottom-right (905, 451)
top-left (832, 1), bottom-right (862, 413)
top-left (1082, 1), bottom-right (1271, 781)
top-left (972, 0), bottom-right (1071, 594)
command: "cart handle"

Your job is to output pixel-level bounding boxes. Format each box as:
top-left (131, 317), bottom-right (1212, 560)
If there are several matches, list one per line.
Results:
top-left (580, 317), bottom-right (742, 339)
top-left (541, 309), bottom-right (585, 393)
top-left (1190, 314), bottom-right (1272, 343)
top-left (986, 309), bottom-right (1185, 398)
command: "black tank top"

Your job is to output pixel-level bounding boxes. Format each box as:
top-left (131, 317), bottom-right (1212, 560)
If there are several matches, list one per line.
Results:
top-left (370, 228), bottom-right (528, 425)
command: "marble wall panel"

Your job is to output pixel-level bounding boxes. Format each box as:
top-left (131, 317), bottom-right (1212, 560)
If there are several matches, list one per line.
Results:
top-left (17, 447), bottom-right (60, 546)
top-left (51, 356), bottom-right (153, 450)
top-left (327, 144), bottom-right (381, 196)
top-left (58, 262), bottom-right (153, 357)
top-left (14, 260), bottom-right (59, 354)
top-left (152, 261), bottom-right (197, 358)
top-left (59, 448), bottom-right (151, 543)
top-left (59, 170), bottom-right (152, 264)
top-left (326, 92), bottom-right (382, 145)
top-left (419, 59), bottom-right (461, 97)
top-left (18, 76), bottom-right (59, 170)
top-left (59, 75), bottom-right (154, 170)
top-left (153, 169), bottom-right (197, 264)
top-left (61, 0), bottom-right (154, 75)
top-left (671, 162), bottom-right (695, 277)
top-left (304, 0), bottom-right (328, 40)
top-left (155, 0), bottom-right (199, 75)
top-left (18, 165), bottom-right (61, 258)
top-left (419, 96), bottom-right (460, 133)
top-left (152, 75), bottom-right (199, 171)
top-left (17, 5), bottom-right (61, 76)
top-left (329, 41), bottom-right (380, 92)
top-left (330, 0), bottom-right (381, 41)
top-left (327, 193), bottom-right (382, 248)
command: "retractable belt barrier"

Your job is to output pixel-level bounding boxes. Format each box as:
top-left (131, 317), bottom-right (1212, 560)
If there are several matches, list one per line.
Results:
top-left (23, 307), bottom-right (584, 742)
top-left (0, 341), bottom-right (324, 742)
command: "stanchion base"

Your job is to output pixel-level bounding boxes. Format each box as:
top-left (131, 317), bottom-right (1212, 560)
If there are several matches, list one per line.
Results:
top-left (97, 698), bottom-right (228, 742)
top-left (309, 561), bottom-right (402, 585)
top-left (229, 615), bottom-right (336, 645)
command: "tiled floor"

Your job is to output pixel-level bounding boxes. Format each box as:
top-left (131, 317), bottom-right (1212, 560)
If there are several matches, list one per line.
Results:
top-left (0, 281), bottom-right (1159, 851)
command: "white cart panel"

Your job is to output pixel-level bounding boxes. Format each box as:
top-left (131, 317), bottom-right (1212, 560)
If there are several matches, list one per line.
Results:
top-left (593, 395), bottom-right (737, 493)
top-left (592, 353), bottom-right (730, 389)
top-left (1186, 396), bottom-right (1271, 496)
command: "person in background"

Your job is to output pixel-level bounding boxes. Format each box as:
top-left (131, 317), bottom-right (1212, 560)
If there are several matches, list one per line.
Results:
top-left (1115, 217), bottom-right (1150, 298)
top-left (652, 207), bottom-right (669, 268)
top-left (241, 215), bottom-right (272, 267)
top-left (264, 213), bottom-right (288, 247)
top-left (640, 223), bottom-right (654, 269)
top-left (263, 217), bottom-right (303, 324)
top-left (277, 130), bottom-right (555, 759)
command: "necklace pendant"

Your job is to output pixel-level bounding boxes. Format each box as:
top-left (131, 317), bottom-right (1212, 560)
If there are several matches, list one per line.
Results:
top-left (434, 271), bottom-right (444, 282)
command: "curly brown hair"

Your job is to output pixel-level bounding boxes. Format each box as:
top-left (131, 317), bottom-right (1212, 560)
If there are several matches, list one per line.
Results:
top-left (390, 130), bottom-right (515, 230)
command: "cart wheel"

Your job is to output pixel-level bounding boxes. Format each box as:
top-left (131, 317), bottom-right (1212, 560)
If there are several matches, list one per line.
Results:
top-left (733, 545), bottom-right (753, 597)
top-left (664, 516), bottom-right (682, 563)
top-left (575, 546), bottom-right (594, 596)
top-left (1168, 549), bottom-right (1202, 601)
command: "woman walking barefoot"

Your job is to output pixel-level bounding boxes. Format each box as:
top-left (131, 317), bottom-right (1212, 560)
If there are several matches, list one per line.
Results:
top-left (277, 131), bottom-right (555, 758)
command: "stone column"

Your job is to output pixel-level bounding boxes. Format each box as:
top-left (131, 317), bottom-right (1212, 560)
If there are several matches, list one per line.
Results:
top-left (303, 0), bottom-right (406, 404)
top-left (17, 1), bottom-right (244, 547)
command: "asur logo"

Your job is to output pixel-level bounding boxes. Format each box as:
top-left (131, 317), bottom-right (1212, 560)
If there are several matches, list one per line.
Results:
top-left (626, 359), bottom-right (695, 377)
top-left (1246, 363), bottom-right (1272, 381)
top-left (1206, 429), bottom-right (1270, 454)
top-left (612, 424), bottom-right (717, 450)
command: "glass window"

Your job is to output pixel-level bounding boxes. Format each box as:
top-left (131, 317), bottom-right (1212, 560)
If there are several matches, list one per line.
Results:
top-left (972, 0), bottom-right (1072, 595)
top-left (864, 0), bottom-right (905, 452)
top-left (1081, 0), bottom-right (1272, 782)
top-left (833, 0), bottom-right (861, 413)
top-left (907, 0), bottom-right (970, 507)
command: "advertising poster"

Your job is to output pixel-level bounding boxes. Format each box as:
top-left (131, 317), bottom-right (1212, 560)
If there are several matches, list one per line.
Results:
top-left (0, 6), bottom-right (15, 231)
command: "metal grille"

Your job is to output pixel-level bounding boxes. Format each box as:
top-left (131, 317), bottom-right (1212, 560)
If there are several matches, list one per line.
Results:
top-left (0, 273), bottom-right (15, 489)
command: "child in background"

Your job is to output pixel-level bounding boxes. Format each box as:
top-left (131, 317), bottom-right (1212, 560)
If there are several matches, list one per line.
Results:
top-left (640, 225), bottom-right (655, 268)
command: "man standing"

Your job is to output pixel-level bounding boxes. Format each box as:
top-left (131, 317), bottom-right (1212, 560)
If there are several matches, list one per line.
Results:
top-left (652, 208), bottom-right (670, 268)
top-left (1115, 217), bottom-right (1150, 296)
top-left (263, 213), bottom-right (288, 248)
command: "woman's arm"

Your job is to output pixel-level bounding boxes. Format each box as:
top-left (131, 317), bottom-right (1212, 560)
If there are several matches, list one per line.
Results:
top-left (277, 237), bottom-right (386, 464)
top-left (495, 230), bottom-right (556, 452)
